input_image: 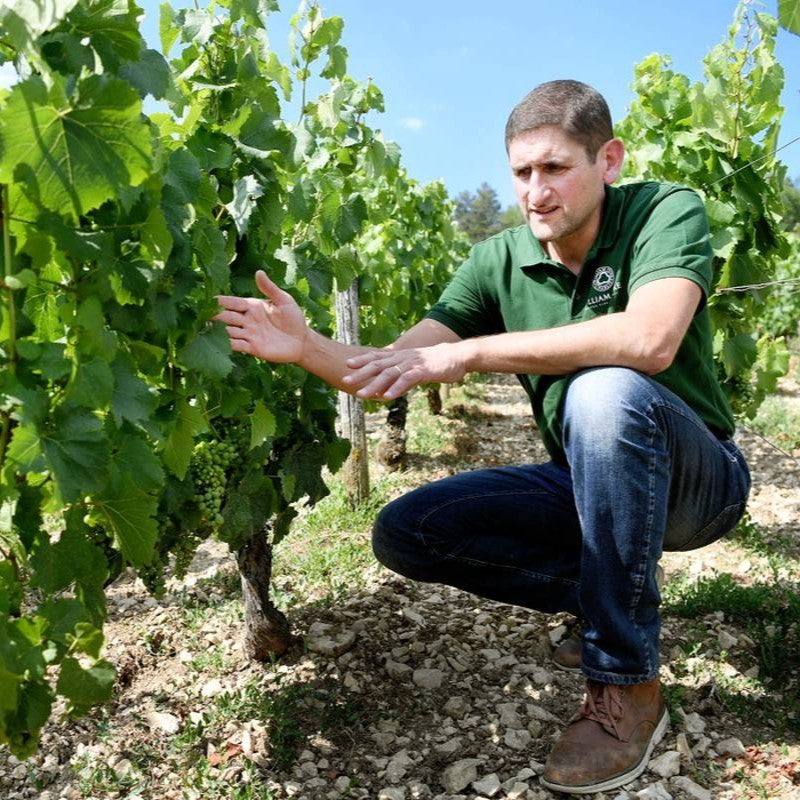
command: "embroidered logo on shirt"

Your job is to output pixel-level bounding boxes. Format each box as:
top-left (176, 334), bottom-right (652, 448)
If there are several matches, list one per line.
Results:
top-left (592, 266), bottom-right (615, 292)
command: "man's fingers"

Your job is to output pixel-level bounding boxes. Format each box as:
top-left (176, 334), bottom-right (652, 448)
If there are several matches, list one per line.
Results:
top-left (255, 269), bottom-right (292, 305)
top-left (214, 309), bottom-right (245, 327)
top-left (346, 351), bottom-right (381, 369)
top-left (225, 324), bottom-right (250, 341)
top-left (216, 294), bottom-right (250, 313)
top-left (229, 337), bottom-right (253, 354)
top-left (343, 358), bottom-right (399, 388)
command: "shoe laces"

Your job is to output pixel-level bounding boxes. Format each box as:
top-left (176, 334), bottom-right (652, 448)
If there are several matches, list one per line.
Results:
top-left (579, 681), bottom-right (625, 739)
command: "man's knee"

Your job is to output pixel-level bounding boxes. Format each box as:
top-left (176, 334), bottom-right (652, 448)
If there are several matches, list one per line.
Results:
top-left (371, 494), bottom-right (424, 578)
top-left (371, 499), bottom-right (400, 568)
top-left (563, 367), bottom-right (654, 446)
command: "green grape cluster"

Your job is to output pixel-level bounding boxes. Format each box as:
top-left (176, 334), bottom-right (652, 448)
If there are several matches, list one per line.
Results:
top-left (191, 439), bottom-right (238, 530)
top-left (171, 529), bottom-right (204, 580)
top-left (725, 372), bottom-right (756, 418)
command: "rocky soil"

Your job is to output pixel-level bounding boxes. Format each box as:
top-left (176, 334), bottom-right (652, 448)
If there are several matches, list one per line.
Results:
top-left (1, 376), bottom-right (798, 800)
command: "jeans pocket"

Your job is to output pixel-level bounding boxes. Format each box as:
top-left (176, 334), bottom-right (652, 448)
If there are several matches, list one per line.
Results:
top-left (668, 500), bottom-right (748, 552)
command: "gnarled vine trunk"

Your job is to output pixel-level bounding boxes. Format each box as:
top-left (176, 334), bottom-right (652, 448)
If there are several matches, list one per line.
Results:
top-left (426, 385), bottom-right (443, 415)
top-left (237, 528), bottom-right (291, 659)
top-left (376, 395), bottom-right (408, 471)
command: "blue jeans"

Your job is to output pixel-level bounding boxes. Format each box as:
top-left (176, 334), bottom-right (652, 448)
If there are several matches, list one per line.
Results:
top-left (372, 367), bottom-right (751, 684)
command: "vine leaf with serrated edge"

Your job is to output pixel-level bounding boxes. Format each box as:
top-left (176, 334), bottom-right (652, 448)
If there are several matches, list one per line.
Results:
top-left (0, 74), bottom-right (153, 223)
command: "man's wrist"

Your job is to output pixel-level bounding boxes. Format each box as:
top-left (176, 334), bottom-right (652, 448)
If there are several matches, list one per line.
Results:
top-left (297, 328), bottom-right (324, 372)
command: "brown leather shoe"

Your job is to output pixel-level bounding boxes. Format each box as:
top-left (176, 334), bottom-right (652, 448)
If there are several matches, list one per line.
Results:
top-left (540, 678), bottom-right (668, 795)
top-left (552, 630), bottom-right (582, 673)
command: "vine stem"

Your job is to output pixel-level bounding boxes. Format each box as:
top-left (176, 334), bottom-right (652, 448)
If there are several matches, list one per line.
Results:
top-left (295, 1), bottom-right (321, 125)
top-left (0, 184), bottom-right (16, 472)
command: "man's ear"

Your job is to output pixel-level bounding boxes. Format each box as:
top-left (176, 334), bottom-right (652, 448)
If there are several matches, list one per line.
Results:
top-left (600, 138), bottom-right (625, 184)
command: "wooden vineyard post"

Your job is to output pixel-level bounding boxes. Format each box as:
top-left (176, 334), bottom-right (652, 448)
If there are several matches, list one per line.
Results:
top-left (335, 279), bottom-right (370, 505)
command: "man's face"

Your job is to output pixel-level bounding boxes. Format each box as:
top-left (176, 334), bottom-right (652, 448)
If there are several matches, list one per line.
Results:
top-left (508, 126), bottom-right (621, 262)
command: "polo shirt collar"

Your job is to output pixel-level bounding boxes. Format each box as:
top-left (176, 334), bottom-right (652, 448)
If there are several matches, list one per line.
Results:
top-left (517, 184), bottom-right (624, 270)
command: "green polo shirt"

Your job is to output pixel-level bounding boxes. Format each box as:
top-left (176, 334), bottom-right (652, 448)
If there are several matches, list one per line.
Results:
top-left (426, 181), bottom-right (735, 463)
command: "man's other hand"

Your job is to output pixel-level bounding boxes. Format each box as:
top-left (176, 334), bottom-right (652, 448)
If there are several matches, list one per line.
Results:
top-left (344, 342), bottom-right (469, 400)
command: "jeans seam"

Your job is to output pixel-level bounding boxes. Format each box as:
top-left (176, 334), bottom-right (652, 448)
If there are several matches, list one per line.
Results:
top-left (439, 552), bottom-right (580, 588)
top-left (629, 400), bottom-right (659, 677)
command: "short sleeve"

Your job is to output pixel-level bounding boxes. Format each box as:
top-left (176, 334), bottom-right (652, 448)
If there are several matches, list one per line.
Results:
top-left (629, 189), bottom-right (713, 301)
top-left (425, 249), bottom-right (502, 339)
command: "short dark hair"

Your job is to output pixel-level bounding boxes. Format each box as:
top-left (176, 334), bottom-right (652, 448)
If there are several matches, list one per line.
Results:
top-left (504, 80), bottom-right (613, 161)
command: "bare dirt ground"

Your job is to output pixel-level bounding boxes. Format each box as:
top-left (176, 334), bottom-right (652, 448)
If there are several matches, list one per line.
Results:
top-left (1, 375), bottom-right (799, 800)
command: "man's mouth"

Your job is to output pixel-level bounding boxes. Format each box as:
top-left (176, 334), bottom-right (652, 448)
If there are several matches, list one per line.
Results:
top-left (530, 205), bottom-right (559, 218)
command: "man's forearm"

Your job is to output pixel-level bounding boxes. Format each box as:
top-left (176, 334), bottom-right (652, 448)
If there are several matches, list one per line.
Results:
top-left (300, 318), bottom-right (461, 394)
top-left (459, 314), bottom-right (660, 376)
top-left (460, 278), bottom-right (701, 378)
top-left (298, 330), bottom-right (377, 391)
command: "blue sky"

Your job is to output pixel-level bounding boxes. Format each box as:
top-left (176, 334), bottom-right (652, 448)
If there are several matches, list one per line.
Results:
top-left (116, 2), bottom-right (800, 208)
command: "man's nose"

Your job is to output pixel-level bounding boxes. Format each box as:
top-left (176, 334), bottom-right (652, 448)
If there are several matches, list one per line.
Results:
top-left (527, 173), bottom-right (551, 205)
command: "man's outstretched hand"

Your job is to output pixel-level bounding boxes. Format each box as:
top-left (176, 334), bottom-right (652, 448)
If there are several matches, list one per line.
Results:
top-left (215, 270), bottom-right (309, 364)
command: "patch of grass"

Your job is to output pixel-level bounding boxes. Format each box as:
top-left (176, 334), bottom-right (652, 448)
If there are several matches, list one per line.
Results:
top-left (273, 476), bottom-right (398, 608)
top-left (181, 758), bottom-right (276, 800)
top-left (729, 514), bottom-right (800, 576)
top-left (73, 741), bottom-right (154, 796)
top-left (661, 682), bottom-right (687, 726)
top-left (748, 395), bottom-right (800, 451)
top-left (407, 395), bottom-right (453, 457)
top-left (179, 593), bottom-right (243, 633)
top-left (293, 474), bottom-right (398, 537)
top-left (187, 643), bottom-right (235, 675)
top-left (663, 572), bottom-right (800, 732)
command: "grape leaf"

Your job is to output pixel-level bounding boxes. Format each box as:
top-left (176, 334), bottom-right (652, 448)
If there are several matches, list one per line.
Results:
top-left (250, 400), bottom-right (276, 448)
top-left (0, 679), bottom-right (52, 758)
top-left (779, 0), bottom-right (800, 35)
top-left (29, 515), bottom-right (109, 599)
top-left (193, 217), bottom-right (229, 291)
top-left (225, 175), bottom-right (265, 237)
top-left (56, 656), bottom-right (114, 717)
top-left (219, 470), bottom-right (276, 550)
top-left (0, 74), bottom-right (153, 222)
top-left (110, 356), bottom-right (158, 426)
top-left (67, 0), bottom-right (143, 66)
top-left (178, 323), bottom-right (234, 380)
top-left (120, 48), bottom-right (172, 100)
top-left (64, 359), bottom-right (114, 409)
top-left (89, 473), bottom-right (157, 566)
top-left (113, 433), bottom-right (165, 493)
top-left (163, 400), bottom-right (207, 480)
top-left (41, 409), bottom-right (110, 503)
top-left (6, 422), bottom-right (46, 474)
top-left (278, 442), bottom-right (329, 503)
top-left (0, 0), bottom-right (80, 59)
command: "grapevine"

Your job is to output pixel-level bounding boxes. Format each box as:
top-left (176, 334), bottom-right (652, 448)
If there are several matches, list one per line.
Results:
top-left (0, 0), bottom-right (466, 755)
top-left (618, 6), bottom-right (790, 417)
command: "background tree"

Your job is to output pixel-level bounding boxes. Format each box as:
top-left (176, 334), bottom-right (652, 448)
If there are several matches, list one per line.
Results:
top-left (453, 182), bottom-right (524, 243)
top-left (499, 203), bottom-right (524, 228)
top-left (453, 182), bottom-right (502, 243)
